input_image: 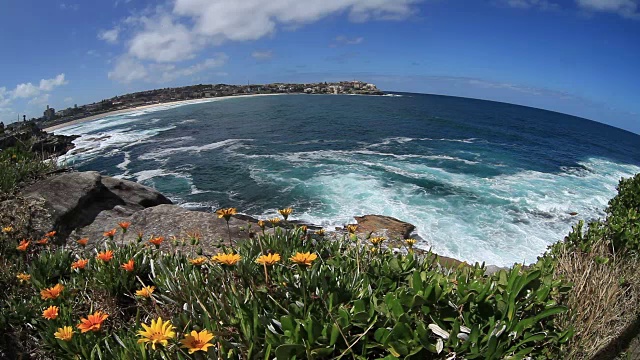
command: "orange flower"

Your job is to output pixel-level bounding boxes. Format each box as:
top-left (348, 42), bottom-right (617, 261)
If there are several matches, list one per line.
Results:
top-left (77, 311), bottom-right (108, 333)
top-left (16, 239), bottom-right (30, 251)
top-left (41, 283), bottom-right (64, 300)
top-left (216, 208), bottom-right (237, 221)
top-left (36, 237), bottom-right (49, 245)
top-left (189, 257), bottom-right (207, 266)
top-left (103, 229), bottom-right (117, 238)
top-left (16, 273), bottom-right (31, 283)
top-left (42, 306), bottom-right (59, 320)
top-left (289, 252), bottom-right (318, 266)
top-left (77, 238), bottom-right (89, 246)
top-left (256, 253), bottom-right (281, 266)
top-left (149, 236), bottom-right (164, 246)
top-left (211, 253), bottom-right (241, 266)
top-left (45, 231), bottom-right (57, 238)
top-left (118, 221), bottom-right (131, 232)
top-left (96, 250), bottom-right (114, 262)
top-left (120, 259), bottom-right (135, 272)
top-left (71, 259), bottom-right (89, 270)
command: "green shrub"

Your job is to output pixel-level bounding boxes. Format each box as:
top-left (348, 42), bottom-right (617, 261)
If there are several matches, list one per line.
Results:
top-left (0, 140), bottom-right (57, 196)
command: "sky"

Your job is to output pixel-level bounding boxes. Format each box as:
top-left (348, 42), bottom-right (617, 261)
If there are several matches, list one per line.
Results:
top-left (0, 0), bottom-right (639, 133)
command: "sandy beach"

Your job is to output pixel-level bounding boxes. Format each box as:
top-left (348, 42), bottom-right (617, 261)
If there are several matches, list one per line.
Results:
top-left (43, 93), bottom-right (284, 132)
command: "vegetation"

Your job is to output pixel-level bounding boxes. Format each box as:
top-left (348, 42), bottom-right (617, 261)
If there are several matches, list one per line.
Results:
top-left (0, 145), bottom-right (639, 359)
top-left (0, 139), bottom-right (57, 196)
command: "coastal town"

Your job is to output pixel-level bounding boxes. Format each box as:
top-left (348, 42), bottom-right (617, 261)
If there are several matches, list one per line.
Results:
top-left (1, 81), bottom-right (382, 132)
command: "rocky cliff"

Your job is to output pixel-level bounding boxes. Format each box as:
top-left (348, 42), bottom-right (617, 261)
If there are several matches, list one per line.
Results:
top-left (0, 121), bottom-right (78, 157)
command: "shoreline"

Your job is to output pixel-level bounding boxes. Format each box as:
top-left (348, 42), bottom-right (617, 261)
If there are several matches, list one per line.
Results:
top-left (43, 93), bottom-right (286, 132)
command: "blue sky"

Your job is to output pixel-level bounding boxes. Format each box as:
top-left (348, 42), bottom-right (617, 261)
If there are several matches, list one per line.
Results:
top-left (1, 0), bottom-right (639, 133)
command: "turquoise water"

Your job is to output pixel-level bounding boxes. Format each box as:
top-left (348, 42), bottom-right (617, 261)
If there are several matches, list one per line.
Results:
top-left (55, 93), bottom-right (640, 266)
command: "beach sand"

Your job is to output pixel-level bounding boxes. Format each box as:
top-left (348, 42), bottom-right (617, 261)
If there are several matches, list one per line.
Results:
top-left (43, 93), bottom-right (284, 132)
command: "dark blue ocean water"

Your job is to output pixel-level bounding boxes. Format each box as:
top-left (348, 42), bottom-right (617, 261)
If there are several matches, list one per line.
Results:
top-left (56, 93), bottom-right (640, 266)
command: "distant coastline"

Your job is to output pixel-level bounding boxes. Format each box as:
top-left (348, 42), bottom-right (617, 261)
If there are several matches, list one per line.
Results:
top-left (43, 93), bottom-right (284, 132)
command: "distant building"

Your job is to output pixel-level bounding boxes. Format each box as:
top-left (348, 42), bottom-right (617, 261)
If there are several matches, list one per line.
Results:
top-left (44, 105), bottom-right (55, 121)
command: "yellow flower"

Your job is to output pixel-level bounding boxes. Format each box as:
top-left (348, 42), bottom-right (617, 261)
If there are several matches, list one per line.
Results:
top-left (370, 247), bottom-right (378, 254)
top-left (298, 225), bottom-right (308, 233)
top-left (2, 226), bottom-right (14, 233)
top-left (180, 329), bottom-right (215, 354)
top-left (211, 253), bottom-right (241, 266)
top-left (269, 217), bottom-right (281, 225)
top-left (370, 237), bottom-right (386, 245)
top-left (315, 229), bottom-right (326, 236)
top-left (256, 253), bottom-right (281, 266)
top-left (43, 305), bottom-right (59, 320)
top-left (137, 317), bottom-right (176, 350)
top-left (290, 252), bottom-right (318, 266)
top-left (16, 273), bottom-right (31, 283)
top-left (16, 239), bottom-right (30, 251)
top-left (189, 257), bottom-right (207, 266)
top-left (54, 326), bottom-right (74, 341)
top-left (257, 220), bottom-right (266, 229)
top-left (77, 311), bottom-right (108, 333)
top-left (216, 208), bottom-right (237, 221)
top-left (346, 225), bottom-right (358, 234)
top-left (136, 285), bottom-right (155, 298)
top-left (278, 208), bottom-right (293, 220)
top-left (405, 238), bottom-right (417, 247)
top-left (120, 259), bottom-right (135, 272)
top-left (41, 283), bottom-right (64, 300)
top-left (71, 259), bottom-right (89, 270)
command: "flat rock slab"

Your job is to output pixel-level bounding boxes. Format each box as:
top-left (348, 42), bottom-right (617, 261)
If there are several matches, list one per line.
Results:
top-left (353, 214), bottom-right (416, 240)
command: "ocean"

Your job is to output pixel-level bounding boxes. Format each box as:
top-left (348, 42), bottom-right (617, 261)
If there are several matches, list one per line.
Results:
top-left (54, 93), bottom-right (640, 267)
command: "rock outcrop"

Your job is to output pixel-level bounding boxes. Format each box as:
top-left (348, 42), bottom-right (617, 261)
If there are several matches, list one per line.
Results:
top-left (352, 214), bottom-right (416, 240)
top-left (0, 121), bottom-right (78, 157)
top-left (21, 171), bottom-right (171, 241)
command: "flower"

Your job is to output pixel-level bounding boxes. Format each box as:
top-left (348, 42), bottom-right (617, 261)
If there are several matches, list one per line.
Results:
top-left (216, 208), bottom-right (237, 221)
top-left (41, 284), bottom-right (64, 300)
top-left (71, 259), bottom-right (89, 270)
top-left (298, 225), bottom-right (308, 233)
top-left (149, 236), bottom-right (164, 246)
top-left (43, 305), bottom-right (59, 320)
top-left (315, 229), bottom-right (326, 236)
top-left (2, 225), bottom-right (13, 233)
top-left (180, 329), bottom-right (215, 354)
top-left (16, 239), bottom-right (30, 251)
top-left (45, 231), bottom-right (56, 238)
top-left (370, 247), bottom-right (378, 254)
top-left (189, 257), bottom-right (207, 266)
top-left (137, 317), bottom-right (176, 350)
top-left (212, 253), bottom-right (241, 266)
top-left (120, 259), bottom-right (135, 272)
top-left (278, 208), bottom-right (293, 220)
top-left (257, 220), bottom-right (266, 229)
top-left (346, 225), bottom-right (358, 234)
top-left (269, 217), bottom-right (281, 225)
top-left (118, 222), bottom-right (131, 232)
top-left (77, 311), bottom-right (108, 333)
top-left (103, 229), bottom-right (117, 239)
top-left (290, 252), bottom-right (318, 266)
top-left (96, 250), bottom-right (114, 262)
top-left (36, 237), bottom-right (49, 245)
top-left (136, 285), bottom-right (155, 298)
top-left (77, 238), bottom-right (89, 246)
top-left (405, 238), bottom-right (417, 248)
top-left (54, 326), bottom-right (74, 341)
top-left (16, 273), bottom-right (31, 283)
top-left (256, 253), bottom-right (281, 266)
top-left (370, 237), bottom-right (386, 245)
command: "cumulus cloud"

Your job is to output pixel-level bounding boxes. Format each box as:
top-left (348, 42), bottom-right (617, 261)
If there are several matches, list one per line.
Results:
top-left (108, 54), bottom-right (228, 84)
top-left (576, 0), bottom-right (640, 19)
top-left (98, 27), bottom-right (120, 44)
top-left (251, 50), bottom-right (273, 60)
top-left (13, 83), bottom-right (40, 99)
top-left (39, 74), bottom-right (68, 91)
top-left (127, 15), bottom-right (203, 62)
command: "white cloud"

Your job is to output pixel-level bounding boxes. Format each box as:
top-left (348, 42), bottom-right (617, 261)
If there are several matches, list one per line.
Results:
top-left (108, 54), bottom-right (228, 84)
top-left (335, 35), bottom-right (364, 45)
top-left (60, 3), bottom-right (79, 11)
top-left (28, 94), bottom-right (50, 106)
top-left (39, 74), bottom-right (68, 91)
top-left (252, 50), bottom-right (273, 60)
top-left (0, 87), bottom-right (11, 107)
top-left (12, 83), bottom-right (40, 98)
top-left (576, 0), bottom-right (640, 19)
top-left (98, 27), bottom-right (120, 44)
top-left (108, 56), bottom-right (149, 83)
top-left (128, 15), bottom-right (202, 62)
